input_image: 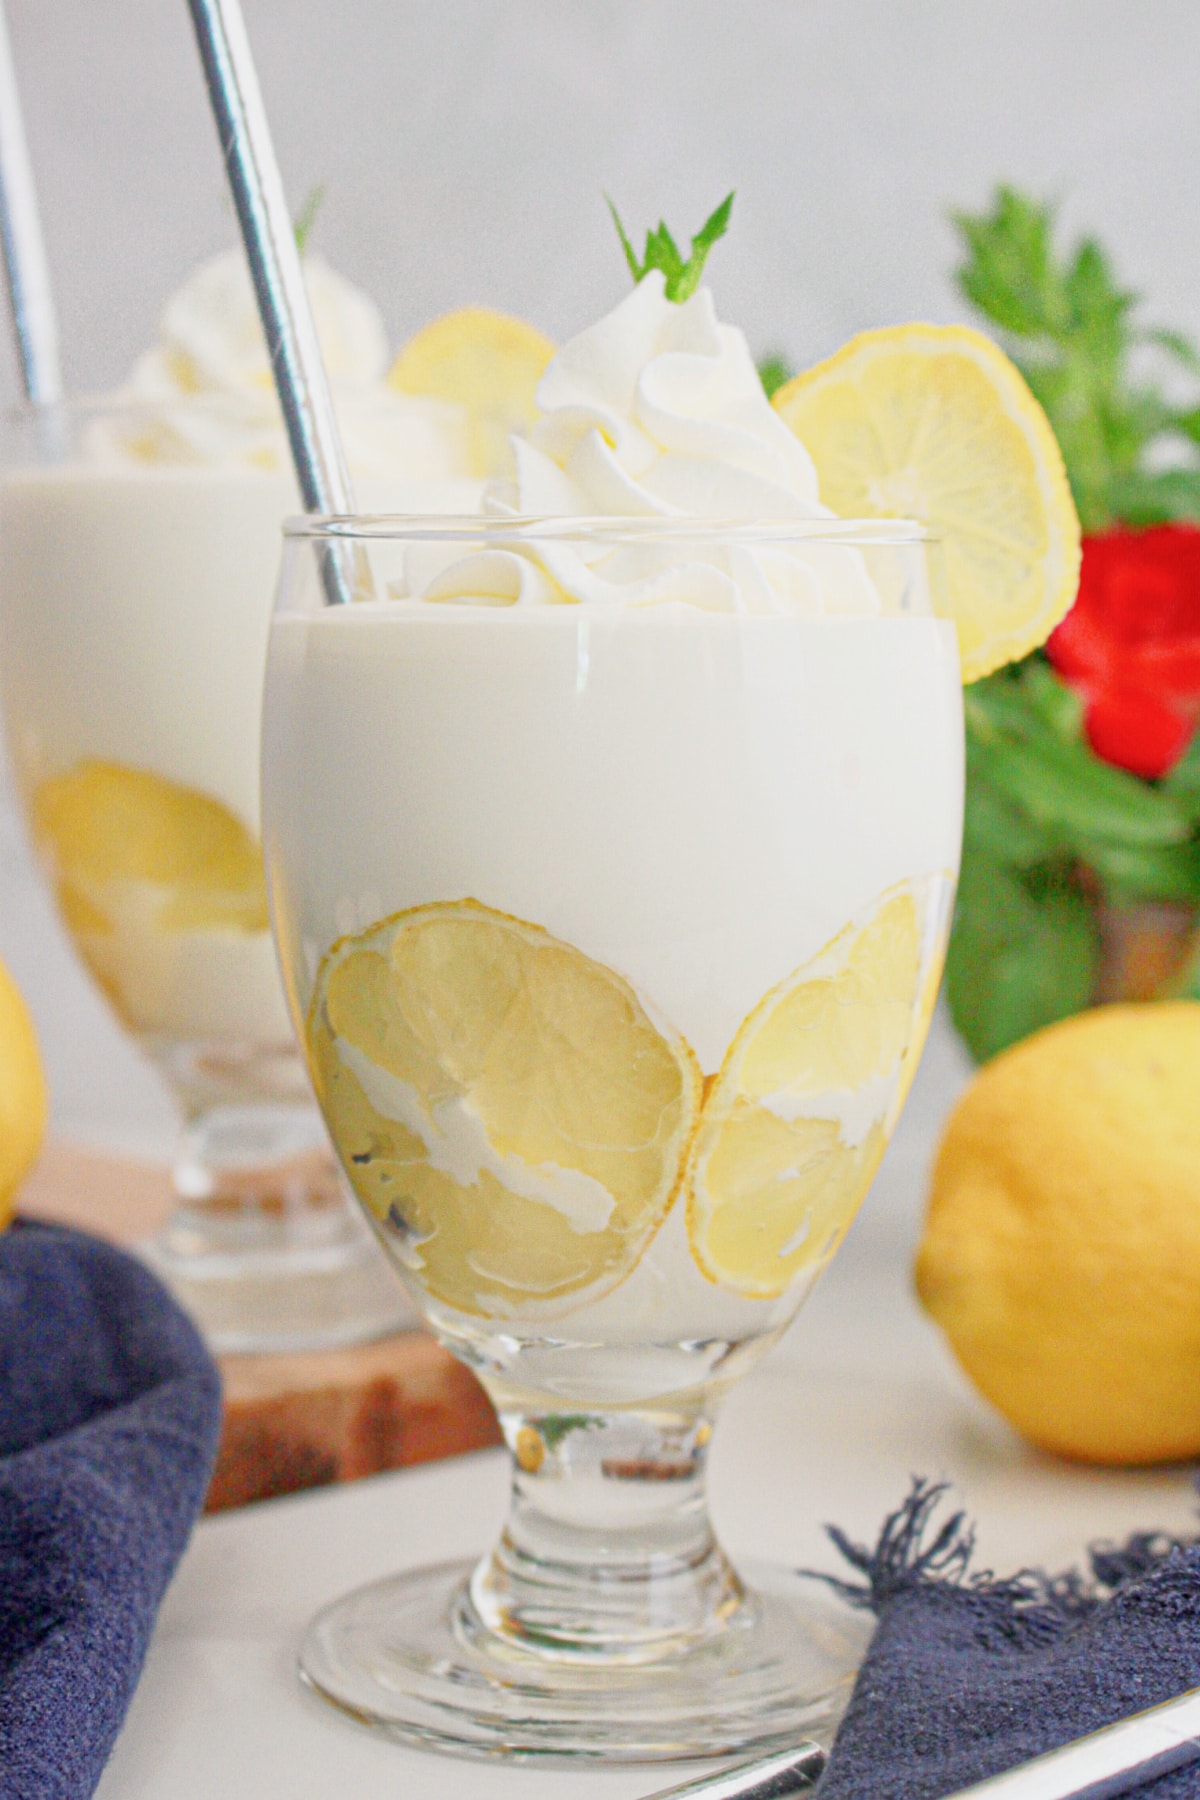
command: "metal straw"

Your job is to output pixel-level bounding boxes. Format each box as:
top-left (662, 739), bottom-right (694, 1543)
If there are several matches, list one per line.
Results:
top-left (185, 0), bottom-right (360, 605)
top-left (645, 1685), bottom-right (1200, 1800)
top-left (940, 1684), bottom-right (1200, 1800)
top-left (0, 0), bottom-right (62, 404)
top-left (641, 1744), bottom-right (826, 1799)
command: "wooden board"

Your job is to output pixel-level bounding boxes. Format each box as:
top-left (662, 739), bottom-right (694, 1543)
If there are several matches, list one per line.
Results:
top-left (19, 1142), bottom-right (501, 1511)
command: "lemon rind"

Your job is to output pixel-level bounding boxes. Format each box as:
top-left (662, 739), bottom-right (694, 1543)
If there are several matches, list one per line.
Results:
top-left (307, 896), bottom-right (702, 1320)
top-left (772, 322), bottom-right (1082, 683)
top-left (685, 876), bottom-right (940, 1298)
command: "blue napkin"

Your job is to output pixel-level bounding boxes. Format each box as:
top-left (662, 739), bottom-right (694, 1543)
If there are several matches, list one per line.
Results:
top-left (0, 1219), bottom-right (221, 1800)
top-left (816, 1480), bottom-right (1200, 1799)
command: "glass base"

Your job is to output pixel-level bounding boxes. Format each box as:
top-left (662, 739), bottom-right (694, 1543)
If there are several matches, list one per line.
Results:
top-left (299, 1556), bottom-right (869, 1765)
top-left (138, 1210), bottom-right (411, 1357)
top-left (139, 1094), bottom-right (412, 1355)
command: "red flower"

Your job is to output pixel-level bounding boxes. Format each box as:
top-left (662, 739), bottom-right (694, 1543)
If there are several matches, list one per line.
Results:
top-left (1047, 524), bottom-right (1200, 778)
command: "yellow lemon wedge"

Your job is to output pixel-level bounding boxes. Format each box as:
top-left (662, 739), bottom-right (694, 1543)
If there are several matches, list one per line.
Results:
top-left (0, 953), bottom-right (47, 1226)
top-left (34, 761), bottom-right (269, 937)
top-left (388, 307), bottom-right (555, 478)
top-left (773, 324), bottom-right (1081, 682)
top-left (686, 883), bottom-right (932, 1298)
top-left (307, 899), bottom-right (700, 1318)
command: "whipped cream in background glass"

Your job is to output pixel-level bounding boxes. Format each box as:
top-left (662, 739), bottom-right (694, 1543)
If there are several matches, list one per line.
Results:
top-left (92, 249), bottom-right (475, 480)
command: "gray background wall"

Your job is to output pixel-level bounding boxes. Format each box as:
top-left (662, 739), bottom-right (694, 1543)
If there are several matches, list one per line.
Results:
top-left (0, 0), bottom-right (1196, 1156)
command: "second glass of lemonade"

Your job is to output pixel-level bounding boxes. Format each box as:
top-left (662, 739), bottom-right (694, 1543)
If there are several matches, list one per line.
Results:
top-left (263, 515), bottom-right (963, 1761)
top-left (0, 395), bottom-right (477, 1351)
top-left (0, 231), bottom-right (492, 1352)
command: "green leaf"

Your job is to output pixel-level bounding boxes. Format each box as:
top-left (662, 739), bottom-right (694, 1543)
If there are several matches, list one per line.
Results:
top-left (606, 196), bottom-right (642, 285)
top-left (1078, 836), bottom-right (1200, 905)
top-left (1020, 657), bottom-right (1085, 737)
top-left (644, 220), bottom-right (685, 292)
top-left (1069, 239), bottom-right (1134, 352)
top-left (974, 732), bottom-right (1191, 849)
top-left (673, 193), bottom-right (734, 301)
top-left (952, 188), bottom-right (1069, 341)
top-left (293, 183), bottom-right (327, 255)
top-left (963, 666), bottom-right (1062, 745)
top-left (962, 764), bottom-right (1057, 867)
top-left (1146, 327), bottom-right (1200, 379)
top-left (1169, 928), bottom-right (1200, 1000)
top-left (960, 653), bottom-right (1200, 975)
top-left (1162, 728), bottom-right (1200, 810)
top-left (966, 660), bottom-right (1198, 874)
top-left (1168, 405), bottom-right (1200, 444)
top-left (1105, 465), bottom-right (1200, 527)
top-left (607, 192), bottom-right (734, 302)
top-left (758, 354), bottom-right (794, 400)
top-left (946, 848), bottom-right (1098, 1062)
top-left (950, 184), bottom-right (1200, 530)
top-left (539, 1414), bottom-right (599, 1452)
top-left (965, 658), bottom-right (1081, 745)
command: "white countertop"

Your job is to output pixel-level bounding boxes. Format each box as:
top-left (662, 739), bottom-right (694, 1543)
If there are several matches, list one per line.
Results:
top-left (94, 1082), bottom-right (1199, 1798)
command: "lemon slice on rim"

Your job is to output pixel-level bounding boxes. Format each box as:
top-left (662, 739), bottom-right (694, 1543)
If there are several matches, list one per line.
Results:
top-left (388, 307), bottom-right (556, 479)
top-left (308, 899), bottom-right (700, 1319)
top-left (773, 324), bottom-right (1081, 682)
top-left (686, 882), bottom-right (933, 1299)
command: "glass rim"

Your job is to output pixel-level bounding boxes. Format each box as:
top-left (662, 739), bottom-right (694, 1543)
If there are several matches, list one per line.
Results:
top-left (281, 513), bottom-right (933, 546)
top-left (0, 390), bottom-right (422, 428)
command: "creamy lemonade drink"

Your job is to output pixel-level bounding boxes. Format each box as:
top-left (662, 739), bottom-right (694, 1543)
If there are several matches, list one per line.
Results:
top-left (0, 249), bottom-right (482, 1350)
top-left (268, 579), bottom-right (961, 1400)
top-left (262, 251), bottom-right (972, 1759)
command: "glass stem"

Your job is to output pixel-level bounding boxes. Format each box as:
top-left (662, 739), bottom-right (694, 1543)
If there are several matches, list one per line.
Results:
top-left (136, 1042), bottom-right (410, 1353)
top-left (463, 1398), bottom-right (745, 1663)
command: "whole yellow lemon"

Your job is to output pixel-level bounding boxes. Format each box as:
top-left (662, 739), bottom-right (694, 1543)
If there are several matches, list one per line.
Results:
top-left (916, 1002), bottom-right (1200, 1465)
top-left (0, 953), bottom-right (47, 1225)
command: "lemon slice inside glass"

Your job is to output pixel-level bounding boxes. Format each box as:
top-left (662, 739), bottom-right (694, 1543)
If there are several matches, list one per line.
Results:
top-left (686, 882), bottom-right (933, 1299)
top-left (308, 899), bottom-right (700, 1319)
top-left (34, 761), bottom-right (269, 937)
top-left (772, 324), bottom-right (1081, 683)
top-left (388, 307), bottom-right (556, 479)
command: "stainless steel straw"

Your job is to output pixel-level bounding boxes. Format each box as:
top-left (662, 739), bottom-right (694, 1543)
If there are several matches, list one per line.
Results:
top-left (940, 1684), bottom-right (1200, 1800)
top-left (641, 1684), bottom-right (1200, 1800)
top-left (185, 0), bottom-right (360, 605)
top-left (0, 0), bottom-right (62, 404)
top-left (641, 1744), bottom-right (827, 1800)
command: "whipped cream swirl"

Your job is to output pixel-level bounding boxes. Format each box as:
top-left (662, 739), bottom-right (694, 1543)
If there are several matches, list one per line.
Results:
top-left (88, 250), bottom-right (474, 482)
top-left (405, 271), bottom-right (890, 615)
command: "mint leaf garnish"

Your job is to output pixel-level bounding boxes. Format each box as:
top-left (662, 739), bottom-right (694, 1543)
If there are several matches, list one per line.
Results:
top-left (539, 1414), bottom-right (599, 1453)
top-left (757, 354), bottom-right (794, 400)
top-left (606, 193), bottom-right (734, 302)
top-left (608, 199), bottom-right (643, 288)
top-left (293, 183), bottom-right (327, 255)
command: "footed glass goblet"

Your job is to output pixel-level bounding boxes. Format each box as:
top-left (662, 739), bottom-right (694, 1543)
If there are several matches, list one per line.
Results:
top-left (0, 399), bottom-right (453, 1351)
top-left (262, 515), bottom-right (963, 1762)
